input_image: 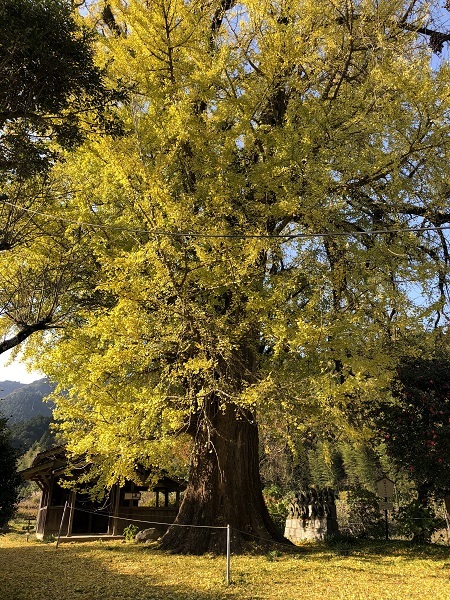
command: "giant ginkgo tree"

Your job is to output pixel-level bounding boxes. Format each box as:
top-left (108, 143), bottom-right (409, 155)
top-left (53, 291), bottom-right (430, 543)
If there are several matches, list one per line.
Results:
top-left (19, 0), bottom-right (450, 552)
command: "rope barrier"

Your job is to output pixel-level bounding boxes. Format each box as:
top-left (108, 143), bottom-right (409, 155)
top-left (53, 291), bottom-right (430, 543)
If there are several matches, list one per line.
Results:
top-left (47, 501), bottom-right (449, 583)
top-left (51, 503), bottom-right (449, 538)
top-left (55, 504), bottom-right (232, 583)
top-left (47, 500), bottom-right (449, 574)
top-left (68, 504), bottom-right (227, 529)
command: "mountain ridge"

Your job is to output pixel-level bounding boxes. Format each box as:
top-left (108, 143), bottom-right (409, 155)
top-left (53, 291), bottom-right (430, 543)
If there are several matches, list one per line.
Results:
top-left (0, 380), bottom-right (26, 397)
top-left (0, 378), bottom-right (55, 424)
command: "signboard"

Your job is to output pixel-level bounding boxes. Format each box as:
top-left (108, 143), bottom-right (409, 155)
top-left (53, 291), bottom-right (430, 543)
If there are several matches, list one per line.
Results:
top-left (378, 501), bottom-right (394, 511)
top-left (376, 477), bottom-right (394, 499)
top-left (124, 492), bottom-right (141, 500)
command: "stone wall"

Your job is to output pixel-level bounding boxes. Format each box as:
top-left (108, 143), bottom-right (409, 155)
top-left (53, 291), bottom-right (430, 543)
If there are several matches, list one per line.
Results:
top-left (284, 488), bottom-right (339, 542)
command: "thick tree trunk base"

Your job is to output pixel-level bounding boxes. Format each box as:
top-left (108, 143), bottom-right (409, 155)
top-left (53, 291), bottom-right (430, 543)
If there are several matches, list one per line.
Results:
top-left (159, 403), bottom-right (289, 554)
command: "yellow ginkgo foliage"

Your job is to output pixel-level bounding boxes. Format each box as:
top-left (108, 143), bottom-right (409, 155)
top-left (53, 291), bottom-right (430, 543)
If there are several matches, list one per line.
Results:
top-left (18, 0), bottom-right (450, 552)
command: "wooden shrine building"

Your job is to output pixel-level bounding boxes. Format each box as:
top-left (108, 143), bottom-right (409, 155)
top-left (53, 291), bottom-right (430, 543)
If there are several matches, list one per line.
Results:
top-left (21, 446), bottom-right (186, 540)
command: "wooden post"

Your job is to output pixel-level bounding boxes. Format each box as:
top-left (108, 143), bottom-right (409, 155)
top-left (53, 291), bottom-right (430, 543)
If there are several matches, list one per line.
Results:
top-left (226, 524), bottom-right (231, 585)
top-left (384, 497), bottom-right (389, 541)
top-left (445, 510), bottom-right (450, 545)
top-left (56, 502), bottom-right (68, 548)
top-left (36, 481), bottom-right (50, 537)
top-left (444, 496), bottom-right (450, 545)
top-left (66, 491), bottom-right (76, 537)
top-left (111, 485), bottom-right (121, 536)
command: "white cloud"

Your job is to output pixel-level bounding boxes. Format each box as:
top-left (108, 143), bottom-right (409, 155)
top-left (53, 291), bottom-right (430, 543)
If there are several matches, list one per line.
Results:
top-left (0, 349), bottom-right (43, 383)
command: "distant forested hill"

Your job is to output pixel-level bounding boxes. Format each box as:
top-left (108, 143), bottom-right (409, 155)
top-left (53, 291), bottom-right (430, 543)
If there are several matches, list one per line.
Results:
top-left (9, 414), bottom-right (54, 452)
top-left (0, 381), bottom-right (24, 397)
top-left (0, 379), bottom-right (56, 455)
top-left (0, 378), bottom-right (55, 424)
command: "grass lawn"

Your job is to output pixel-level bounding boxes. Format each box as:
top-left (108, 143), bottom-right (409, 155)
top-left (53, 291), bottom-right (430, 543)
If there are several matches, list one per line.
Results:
top-left (1, 534), bottom-right (450, 600)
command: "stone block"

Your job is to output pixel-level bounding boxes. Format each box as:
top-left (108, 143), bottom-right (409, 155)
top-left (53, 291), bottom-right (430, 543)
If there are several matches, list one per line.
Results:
top-left (135, 528), bottom-right (160, 542)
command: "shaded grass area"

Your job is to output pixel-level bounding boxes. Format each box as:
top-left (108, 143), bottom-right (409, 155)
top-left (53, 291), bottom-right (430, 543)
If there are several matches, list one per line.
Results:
top-left (1, 534), bottom-right (450, 600)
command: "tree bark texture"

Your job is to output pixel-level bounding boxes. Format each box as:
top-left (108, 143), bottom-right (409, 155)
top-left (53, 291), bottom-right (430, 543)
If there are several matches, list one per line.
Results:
top-left (159, 401), bottom-right (287, 554)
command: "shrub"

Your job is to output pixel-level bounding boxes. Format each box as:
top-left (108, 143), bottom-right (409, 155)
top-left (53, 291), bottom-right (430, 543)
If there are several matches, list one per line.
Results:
top-left (123, 524), bottom-right (140, 542)
top-left (263, 484), bottom-right (290, 535)
top-left (394, 501), bottom-right (442, 543)
top-left (337, 487), bottom-right (385, 539)
top-left (0, 418), bottom-right (22, 529)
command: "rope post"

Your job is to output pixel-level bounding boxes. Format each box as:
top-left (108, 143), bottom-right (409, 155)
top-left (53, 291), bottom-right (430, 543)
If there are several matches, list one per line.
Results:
top-left (384, 497), bottom-right (389, 541)
top-left (56, 501), bottom-right (69, 548)
top-left (226, 524), bottom-right (231, 585)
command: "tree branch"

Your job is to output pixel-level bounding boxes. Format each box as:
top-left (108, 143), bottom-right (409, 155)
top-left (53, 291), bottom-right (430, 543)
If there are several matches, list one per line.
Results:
top-left (0, 319), bottom-right (54, 355)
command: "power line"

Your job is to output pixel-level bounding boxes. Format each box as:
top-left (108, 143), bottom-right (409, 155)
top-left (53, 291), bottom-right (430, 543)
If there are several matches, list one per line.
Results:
top-left (2, 198), bottom-right (450, 240)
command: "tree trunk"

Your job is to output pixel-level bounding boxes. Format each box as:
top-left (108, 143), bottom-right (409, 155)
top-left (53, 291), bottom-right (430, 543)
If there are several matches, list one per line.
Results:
top-left (417, 482), bottom-right (431, 507)
top-left (159, 401), bottom-right (287, 554)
